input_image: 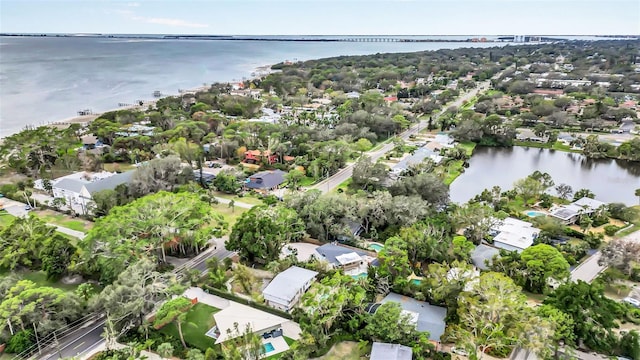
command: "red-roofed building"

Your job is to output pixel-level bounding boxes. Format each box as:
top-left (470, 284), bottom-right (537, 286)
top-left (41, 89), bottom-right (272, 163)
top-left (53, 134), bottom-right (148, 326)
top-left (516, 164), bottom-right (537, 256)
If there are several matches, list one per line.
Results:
top-left (244, 150), bottom-right (277, 165)
top-left (621, 100), bottom-right (638, 110)
top-left (384, 96), bottom-right (398, 103)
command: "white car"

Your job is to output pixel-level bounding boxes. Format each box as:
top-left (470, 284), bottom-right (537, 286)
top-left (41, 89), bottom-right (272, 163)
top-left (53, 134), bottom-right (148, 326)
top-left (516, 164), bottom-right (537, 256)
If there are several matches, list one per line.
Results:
top-left (623, 297), bottom-right (640, 308)
top-left (451, 347), bottom-right (469, 357)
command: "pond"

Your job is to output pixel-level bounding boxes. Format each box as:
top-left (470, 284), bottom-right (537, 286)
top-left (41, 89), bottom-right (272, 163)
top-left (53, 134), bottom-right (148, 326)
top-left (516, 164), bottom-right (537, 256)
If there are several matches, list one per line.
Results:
top-left (450, 146), bottom-right (640, 206)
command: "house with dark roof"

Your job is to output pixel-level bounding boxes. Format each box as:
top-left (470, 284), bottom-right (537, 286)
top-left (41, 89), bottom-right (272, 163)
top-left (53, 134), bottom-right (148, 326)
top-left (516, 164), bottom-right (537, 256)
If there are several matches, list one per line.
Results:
top-left (379, 292), bottom-right (447, 344)
top-left (315, 243), bottom-right (377, 276)
top-left (262, 266), bottom-right (318, 312)
top-left (52, 171), bottom-right (134, 214)
top-left (370, 342), bottom-right (412, 360)
top-left (244, 170), bottom-right (286, 193)
top-left (471, 244), bottom-right (501, 270)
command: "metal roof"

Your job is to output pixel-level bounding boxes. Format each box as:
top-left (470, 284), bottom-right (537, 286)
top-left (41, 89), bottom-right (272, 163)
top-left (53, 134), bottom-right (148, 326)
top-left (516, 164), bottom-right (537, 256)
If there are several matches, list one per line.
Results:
top-left (262, 266), bottom-right (318, 304)
top-left (370, 342), bottom-right (412, 360)
top-left (381, 293), bottom-right (447, 342)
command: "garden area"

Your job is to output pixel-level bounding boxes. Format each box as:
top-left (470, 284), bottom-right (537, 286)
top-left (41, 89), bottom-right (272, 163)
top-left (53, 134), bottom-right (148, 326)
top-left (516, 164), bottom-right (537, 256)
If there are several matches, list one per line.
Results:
top-left (310, 341), bottom-right (369, 360)
top-left (0, 212), bottom-right (14, 229)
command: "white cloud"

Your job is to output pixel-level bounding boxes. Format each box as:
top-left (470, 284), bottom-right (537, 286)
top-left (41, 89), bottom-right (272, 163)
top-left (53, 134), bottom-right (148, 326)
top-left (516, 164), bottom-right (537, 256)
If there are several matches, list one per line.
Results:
top-left (126, 2), bottom-right (140, 7)
top-left (136, 16), bottom-right (209, 28)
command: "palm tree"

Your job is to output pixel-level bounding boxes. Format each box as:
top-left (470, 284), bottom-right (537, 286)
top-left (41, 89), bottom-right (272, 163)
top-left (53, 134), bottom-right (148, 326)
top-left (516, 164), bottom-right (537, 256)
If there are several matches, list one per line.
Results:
top-left (636, 188), bottom-right (640, 204)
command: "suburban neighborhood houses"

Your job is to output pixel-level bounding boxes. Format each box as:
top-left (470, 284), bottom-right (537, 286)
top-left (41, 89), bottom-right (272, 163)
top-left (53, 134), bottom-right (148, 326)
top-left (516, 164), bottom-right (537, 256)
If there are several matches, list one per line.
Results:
top-left (0, 38), bottom-right (639, 360)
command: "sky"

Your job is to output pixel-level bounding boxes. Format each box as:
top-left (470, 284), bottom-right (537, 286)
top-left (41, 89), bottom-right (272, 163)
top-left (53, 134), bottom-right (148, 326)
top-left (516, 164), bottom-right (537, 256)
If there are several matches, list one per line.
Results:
top-left (1, 0), bottom-right (639, 36)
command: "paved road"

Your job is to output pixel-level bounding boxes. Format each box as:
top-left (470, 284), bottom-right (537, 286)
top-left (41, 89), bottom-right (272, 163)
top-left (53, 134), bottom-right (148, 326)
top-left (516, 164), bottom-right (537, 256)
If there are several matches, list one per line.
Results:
top-left (214, 196), bottom-right (254, 209)
top-left (38, 244), bottom-right (234, 360)
top-left (310, 80), bottom-right (491, 194)
top-left (570, 251), bottom-right (605, 283)
top-left (570, 230), bottom-right (640, 284)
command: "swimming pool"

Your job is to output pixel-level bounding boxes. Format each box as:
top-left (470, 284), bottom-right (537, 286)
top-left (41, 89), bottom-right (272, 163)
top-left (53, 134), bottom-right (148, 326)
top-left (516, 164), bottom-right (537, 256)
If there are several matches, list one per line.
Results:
top-left (368, 243), bottom-right (384, 252)
top-left (263, 342), bottom-right (275, 353)
top-left (352, 273), bottom-right (368, 280)
top-left (525, 210), bottom-right (546, 217)
top-left (411, 279), bottom-right (422, 286)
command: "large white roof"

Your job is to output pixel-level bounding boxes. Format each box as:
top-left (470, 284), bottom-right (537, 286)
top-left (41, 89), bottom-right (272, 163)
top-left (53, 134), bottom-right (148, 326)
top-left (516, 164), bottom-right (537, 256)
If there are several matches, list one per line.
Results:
top-left (213, 302), bottom-right (289, 344)
top-left (262, 266), bottom-right (318, 304)
top-left (335, 252), bottom-right (362, 265)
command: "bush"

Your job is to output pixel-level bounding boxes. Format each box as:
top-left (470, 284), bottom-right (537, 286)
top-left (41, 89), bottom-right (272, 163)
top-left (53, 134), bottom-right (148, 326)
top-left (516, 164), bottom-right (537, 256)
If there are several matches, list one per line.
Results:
top-left (5, 330), bottom-right (34, 354)
top-left (604, 225), bottom-right (620, 236)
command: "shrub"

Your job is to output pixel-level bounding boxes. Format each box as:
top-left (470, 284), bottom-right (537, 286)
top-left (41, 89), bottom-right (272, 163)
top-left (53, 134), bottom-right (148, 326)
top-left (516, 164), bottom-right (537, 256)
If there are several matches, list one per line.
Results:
top-left (603, 225), bottom-right (620, 236)
top-left (5, 330), bottom-right (33, 354)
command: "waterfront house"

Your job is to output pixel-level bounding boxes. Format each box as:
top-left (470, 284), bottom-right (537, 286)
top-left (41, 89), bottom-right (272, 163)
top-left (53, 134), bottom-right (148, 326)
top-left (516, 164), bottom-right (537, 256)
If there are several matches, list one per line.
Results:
top-left (549, 197), bottom-right (607, 224)
top-left (370, 342), bottom-right (413, 360)
top-left (244, 170), bottom-right (286, 193)
top-left (490, 217), bottom-right (540, 253)
top-left (262, 266), bottom-right (318, 312)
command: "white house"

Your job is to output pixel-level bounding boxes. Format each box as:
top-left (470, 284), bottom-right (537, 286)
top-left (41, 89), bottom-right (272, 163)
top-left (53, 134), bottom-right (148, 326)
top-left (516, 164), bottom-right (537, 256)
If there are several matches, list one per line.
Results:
top-left (262, 266), bottom-right (318, 312)
top-left (549, 197), bottom-right (607, 224)
top-left (490, 217), bottom-right (540, 253)
top-left (52, 171), bottom-right (134, 213)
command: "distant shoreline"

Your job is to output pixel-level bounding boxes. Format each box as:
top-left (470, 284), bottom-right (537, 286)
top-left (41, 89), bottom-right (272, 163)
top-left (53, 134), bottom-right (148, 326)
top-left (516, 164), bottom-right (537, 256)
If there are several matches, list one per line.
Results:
top-left (0, 33), bottom-right (577, 43)
top-left (0, 64), bottom-right (275, 139)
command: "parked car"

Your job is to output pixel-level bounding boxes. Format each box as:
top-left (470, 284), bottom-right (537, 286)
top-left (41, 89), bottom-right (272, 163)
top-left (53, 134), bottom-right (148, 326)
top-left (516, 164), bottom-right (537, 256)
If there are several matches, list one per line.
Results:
top-left (451, 347), bottom-right (468, 357)
top-left (623, 297), bottom-right (640, 308)
top-left (24, 205), bottom-right (32, 211)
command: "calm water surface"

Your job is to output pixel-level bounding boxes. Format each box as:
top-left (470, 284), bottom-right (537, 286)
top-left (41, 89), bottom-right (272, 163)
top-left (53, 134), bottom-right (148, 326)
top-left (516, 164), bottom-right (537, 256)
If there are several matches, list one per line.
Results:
top-left (450, 147), bottom-right (640, 206)
top-left (0, 36), bottom-right (499, 136)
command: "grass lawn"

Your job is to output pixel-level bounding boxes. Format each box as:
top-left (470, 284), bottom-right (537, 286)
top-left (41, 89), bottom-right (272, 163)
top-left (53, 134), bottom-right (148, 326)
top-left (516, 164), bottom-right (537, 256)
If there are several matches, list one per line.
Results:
top-left (333, 178), bottom-right (353, 193)
top-left (0, 353), bottom-right (14, 360)
top-left (443, 160), bottom-right (464, 185)
top-left (34, 210), bottom-right (93, 232)
top-left (0, 269), bottom-right (82, 292)
top-left (159, 303), bottom-right (219, 351)
top-left (459, 141), bottom-right (477, 156)
top-left (310, 341), bottom-right (366, 360)
top-left (0, 212), bottom-right (15, 228)
top-left (513, 141), bottom-right (581, 154)
top-left (211, 202), bottom-right (247, 228)
top-left (214, 192), bottom-right (264, 206)
top-left (523, 291), bottom-right (546, 304)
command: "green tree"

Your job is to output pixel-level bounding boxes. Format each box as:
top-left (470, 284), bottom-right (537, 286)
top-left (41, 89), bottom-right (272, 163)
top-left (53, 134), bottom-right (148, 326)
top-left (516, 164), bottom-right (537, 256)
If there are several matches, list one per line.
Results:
top-left (75, 283), bottom-right (95, 302)
top-left (41, 234), bottom-right (77, 280)
top-left (221, 323), bottom-right (263, 360)
top-left (92, 258), bottom-right (176, 331)
top-left (83, 191), bottom-right (226, 280)
top-left (543, 281), bottom-right (624, 353)
top-left (354, 138), bottom-right (373, 154)
top-left (536, 305), bottom-right (576, 350)
top-left (452, 236), bottom-right (475, 261)
top-left (451, 203), bottom-right (497, 245)
top-left (0, 280), bottom-right (83, 338)
top-left (520, 244), bottom-right (570, 293)
top-left (365, 302), bottom-right (430, 346)
top-left (0, 215), bottom-right (56, 270)
top-left (285, 169), bottom-right (305, 190)
top-left (513, 176), bottom-right (544, 204)
top-left (449, 272), bottom-right (552, 360)
top-left (377, 237), bottom-right (411, 285)
top-left (186, 348), bottom-right (205, 360)
top-left (554, 183), bottom-right (573, 201)
top-left (227, 205), bottom-right (304, 264)
top-left (154, 297), bottom-right (193, 349)
top-left (573, 188), bottom-right (595, 201)
top-left (636, 188), bottom-right (640, 204)
top-left (213, 170), bottom-right (242, 194)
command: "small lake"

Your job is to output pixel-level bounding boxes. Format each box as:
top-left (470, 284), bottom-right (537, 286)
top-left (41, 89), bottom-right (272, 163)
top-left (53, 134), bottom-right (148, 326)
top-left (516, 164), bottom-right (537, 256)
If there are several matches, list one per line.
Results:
top-left (449, 146), bottom-right (640, 206)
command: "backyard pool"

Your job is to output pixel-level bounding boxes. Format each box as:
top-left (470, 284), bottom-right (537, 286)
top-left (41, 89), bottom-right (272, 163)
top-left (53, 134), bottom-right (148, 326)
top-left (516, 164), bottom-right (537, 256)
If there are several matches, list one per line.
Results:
top-left (368, 243), bottom-right (384, 252)
top-left (411, 279), bottom-right (422, 286)
top-left (352, 273), bottom-right (368, 280)
top-left (263, 342), bottom-right (275, 353)
top-left (525, 210), bottom-right (546, 218)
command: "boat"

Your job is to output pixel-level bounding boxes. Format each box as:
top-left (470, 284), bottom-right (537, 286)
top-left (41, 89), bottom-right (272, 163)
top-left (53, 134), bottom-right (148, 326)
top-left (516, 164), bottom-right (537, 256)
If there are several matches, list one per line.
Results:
top-left (153, 90), bottom-right (162, 97)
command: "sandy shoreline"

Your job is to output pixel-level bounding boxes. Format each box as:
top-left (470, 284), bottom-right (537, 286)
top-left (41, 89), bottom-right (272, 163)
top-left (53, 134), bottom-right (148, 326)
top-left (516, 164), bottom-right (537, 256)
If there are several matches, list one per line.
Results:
top-left (1, 64), bottom-right (275, 138)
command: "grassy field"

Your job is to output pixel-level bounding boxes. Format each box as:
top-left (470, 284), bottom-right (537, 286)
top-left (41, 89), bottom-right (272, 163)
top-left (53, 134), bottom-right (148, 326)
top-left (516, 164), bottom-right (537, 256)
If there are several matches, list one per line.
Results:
top-left (211, 202), bottom-right (247, 228)
top-left (0, 269), bottom-right (83, 292)
top-left (34, 210), bottom-right (93, 232)
top-left (214, 192), bottom-right (264, 206)
top-left (159, 303), bottom-right (219, 351)
top-left (311, 341), bottom-right (367, 360)
top-left (443, 160), bottom-right (465, 185)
